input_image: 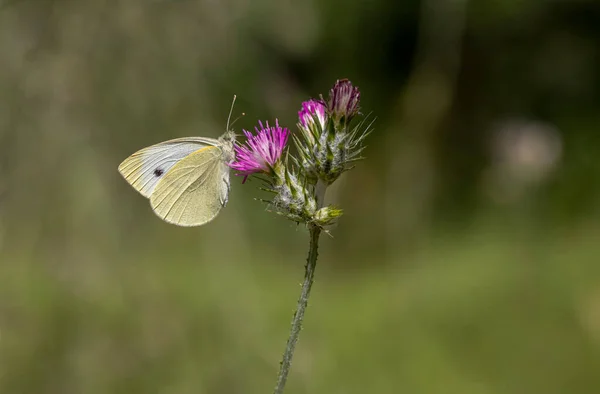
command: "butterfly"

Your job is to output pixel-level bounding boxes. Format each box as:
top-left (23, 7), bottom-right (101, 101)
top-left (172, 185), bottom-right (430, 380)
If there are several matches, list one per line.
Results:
top-left (118, 98), bottom-right (238, 226)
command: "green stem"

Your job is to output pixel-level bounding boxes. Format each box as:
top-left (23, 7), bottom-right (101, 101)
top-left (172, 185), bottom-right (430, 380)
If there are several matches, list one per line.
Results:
top-left (273, 225), bottom-right (322, 394)
top-left (315, 179), bottom-right (328, 208)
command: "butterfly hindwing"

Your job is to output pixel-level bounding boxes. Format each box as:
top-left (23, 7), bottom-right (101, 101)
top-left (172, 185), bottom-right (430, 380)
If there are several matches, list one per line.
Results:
top-left (149, 145), bottom-right (230, 226)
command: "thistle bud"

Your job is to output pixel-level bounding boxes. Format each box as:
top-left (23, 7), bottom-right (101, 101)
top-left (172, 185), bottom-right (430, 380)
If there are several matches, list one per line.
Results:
top-left (327, 78), bottom-right (360, 127)
top-left (294, 79), bottom-right (372, 186)
top-left (313, 206), bottom-right (343, 227)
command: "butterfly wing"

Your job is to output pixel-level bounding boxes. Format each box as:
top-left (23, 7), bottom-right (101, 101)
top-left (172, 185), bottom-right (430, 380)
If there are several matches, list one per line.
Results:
top-left (118, 137), bottom-right (219, 198)
top-left (149, 145), bottom-right (231, 226)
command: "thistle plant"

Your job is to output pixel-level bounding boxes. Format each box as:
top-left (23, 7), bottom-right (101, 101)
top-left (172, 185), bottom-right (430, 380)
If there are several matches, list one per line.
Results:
top-left (229, 79), bottom-right (373, 394)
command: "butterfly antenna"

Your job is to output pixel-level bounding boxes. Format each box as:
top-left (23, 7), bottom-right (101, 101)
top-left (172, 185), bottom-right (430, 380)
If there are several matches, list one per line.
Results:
top-left (226, 95), bottom-right (246, 136)
top-left (226, 95), bottom-right (237, 131)
top-left (230, 112), bottom-right (245, 129)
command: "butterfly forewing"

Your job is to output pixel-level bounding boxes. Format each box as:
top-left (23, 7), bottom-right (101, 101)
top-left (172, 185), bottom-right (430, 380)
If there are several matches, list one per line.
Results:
top-left (118, 137), bottom-right (219, 198)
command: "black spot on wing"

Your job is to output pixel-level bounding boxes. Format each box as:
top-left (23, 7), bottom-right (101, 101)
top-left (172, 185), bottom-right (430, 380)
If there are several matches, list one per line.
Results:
top-left (154, 168), bottom-right (164, 177)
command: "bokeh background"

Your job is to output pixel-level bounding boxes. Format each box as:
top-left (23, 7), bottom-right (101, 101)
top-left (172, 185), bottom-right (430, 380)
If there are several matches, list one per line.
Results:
top-left (1, 0), bottom-right (600, 393)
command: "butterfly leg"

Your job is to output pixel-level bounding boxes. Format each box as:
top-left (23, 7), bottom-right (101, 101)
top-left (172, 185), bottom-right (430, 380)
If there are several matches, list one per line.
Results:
top-left (220, 175), bottom-right (231, 207)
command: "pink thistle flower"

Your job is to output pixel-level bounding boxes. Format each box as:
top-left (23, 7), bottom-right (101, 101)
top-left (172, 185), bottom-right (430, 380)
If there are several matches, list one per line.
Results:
top-left (229, 119), bottom-right (289, 183)
top-left (298, 99), bottom-right (327, 131)
top-left (327, 79), bottom-right (360, 122)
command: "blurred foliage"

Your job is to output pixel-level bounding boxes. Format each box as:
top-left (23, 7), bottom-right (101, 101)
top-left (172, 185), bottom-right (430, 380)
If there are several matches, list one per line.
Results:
top-left (1, 0), bottom-right (600, 393)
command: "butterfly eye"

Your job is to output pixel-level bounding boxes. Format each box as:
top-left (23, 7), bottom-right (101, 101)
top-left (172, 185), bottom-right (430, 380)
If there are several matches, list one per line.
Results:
top-left (153, 168), bottom-right (164, 177)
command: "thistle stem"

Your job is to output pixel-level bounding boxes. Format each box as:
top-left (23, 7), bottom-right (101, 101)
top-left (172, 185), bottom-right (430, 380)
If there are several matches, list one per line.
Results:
top-left (315, 179), bottom-right (328, 208)
top-left (273, 224), bottom-right (322, 394)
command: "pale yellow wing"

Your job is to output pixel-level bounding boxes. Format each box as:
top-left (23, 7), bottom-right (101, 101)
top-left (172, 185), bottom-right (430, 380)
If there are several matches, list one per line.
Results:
top-left (118, 137), bottom-right (219, 198)
top-left (149, 146), bottom-right (230, 226)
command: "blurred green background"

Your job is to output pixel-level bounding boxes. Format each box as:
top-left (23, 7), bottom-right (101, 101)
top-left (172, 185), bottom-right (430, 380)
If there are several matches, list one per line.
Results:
top-left (1, 0), bottom-right (600, 393)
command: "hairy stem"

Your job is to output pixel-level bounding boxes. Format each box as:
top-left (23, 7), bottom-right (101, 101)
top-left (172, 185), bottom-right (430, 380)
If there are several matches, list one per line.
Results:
top-left (273, 225), bottom-right (322, 394)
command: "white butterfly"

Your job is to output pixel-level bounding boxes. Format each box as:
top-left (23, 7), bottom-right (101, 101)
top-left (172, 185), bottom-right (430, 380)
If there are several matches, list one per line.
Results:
top-left (118, 99), bottom-right (238, 226)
